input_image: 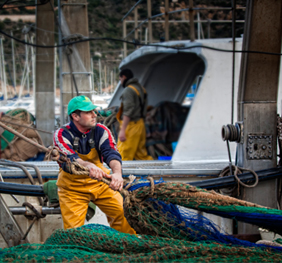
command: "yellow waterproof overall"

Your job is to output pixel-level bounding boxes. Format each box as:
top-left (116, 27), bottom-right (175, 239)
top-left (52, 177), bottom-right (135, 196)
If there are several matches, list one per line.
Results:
top-left (117, 85), bottom-right (153, 161)
top-left (57, 148), bottom-right (136, 234)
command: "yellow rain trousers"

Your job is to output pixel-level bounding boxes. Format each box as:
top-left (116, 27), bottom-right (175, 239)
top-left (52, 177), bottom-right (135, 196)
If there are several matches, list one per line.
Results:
top-left (117, 118), bottom-right (153, 161)
top-left (117, 85), bottom-right (154, 161)
top-left (56, 148), bottom-right (136, 234)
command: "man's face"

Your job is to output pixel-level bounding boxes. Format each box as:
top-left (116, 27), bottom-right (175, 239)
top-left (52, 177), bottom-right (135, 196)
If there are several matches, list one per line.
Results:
top-left (119, 75), bottom-right (127, 85)
top-left (72, 110), bottom-right (97, 130)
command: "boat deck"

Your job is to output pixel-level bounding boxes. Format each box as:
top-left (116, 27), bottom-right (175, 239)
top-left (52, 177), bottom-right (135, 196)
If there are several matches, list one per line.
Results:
top-left (0, 160), bottom-right (227, 180)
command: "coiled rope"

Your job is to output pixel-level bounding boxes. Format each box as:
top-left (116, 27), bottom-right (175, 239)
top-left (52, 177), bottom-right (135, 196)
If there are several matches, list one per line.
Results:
top-left (219, 165), bottom-right (259, 188)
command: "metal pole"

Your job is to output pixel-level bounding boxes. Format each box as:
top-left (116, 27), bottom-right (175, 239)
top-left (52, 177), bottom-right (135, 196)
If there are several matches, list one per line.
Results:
top-left (134, 7), bottom-right (138, 41)
top-left (165, 0), bottom-right (169, 41)
top-left (54, 44), bottom-right (57, 99)
top-left (0, 38), bottom-right (7, 102)
top-left (189, 0), bottom-right (195, 41)
top-left (121, 0), bottom-right (143, 22)
top-left (9, 206), bottom-right (61, 215)
top-left (30, 35), bottom-right (36, 97)
top-left (18, 59), bottom-right (27, 99)
top-left (58, 0), bottom-right (64, 125)
top-left (90, 58), bottom-right (94, 93)
top-left (207, 19), bottom-right (211, 39)
top-left (231, 0), bottom-right (236, 125)
top-left (226, 140), bottom-right (233, 176)
top-left (24, 32), bottom-right (30, 95)
top-left (147, 0), bottom-right (152, 43)
top-left (111, 70), bottom-right (113, 94)
top-left (0, 38), bottom-right (2, 99)
top-left (11, 31), bottom-right (16, 91)
top-left (99, 59), bottom-right (102, 95)
top-left (145, 27), bottom-right (148, 44)
top-left (197, 12), bottom-right (200, 39)
top-left (123, 20), bottom-right (127, 57)
top-left (104, 65), bottom-right (107, 93)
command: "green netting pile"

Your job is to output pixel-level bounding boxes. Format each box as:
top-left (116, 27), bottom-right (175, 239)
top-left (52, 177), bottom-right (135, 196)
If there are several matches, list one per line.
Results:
top-left (0, 108), bottom-right (34, 150)
top-left (123, 179), bottom-right (282, 236)
top-left (0, 224), bottom-right (281, 263)
top-left (2, 178), bottom-right (282, 262)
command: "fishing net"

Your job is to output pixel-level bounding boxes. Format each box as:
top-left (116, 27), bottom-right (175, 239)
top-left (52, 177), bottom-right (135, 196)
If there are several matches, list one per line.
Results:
top-left (0, 108), bottom-right (35, 151)
top-left (0, 108), bottom-right (44, 161)
top-left (2, 178), bottom-right (282, 262)
top-left (123, 178), bottom-right (282, 236)
top-left (1, 224), bottom-right (282, 263)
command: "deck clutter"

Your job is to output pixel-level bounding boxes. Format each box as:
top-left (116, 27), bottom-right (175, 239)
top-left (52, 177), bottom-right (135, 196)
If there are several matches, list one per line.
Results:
top-left (0, 110), bottom-right (281, 260)
top-left (1, 177), bottom-right (282, 262)
top-left (0, 109), bottom-right (43, 162)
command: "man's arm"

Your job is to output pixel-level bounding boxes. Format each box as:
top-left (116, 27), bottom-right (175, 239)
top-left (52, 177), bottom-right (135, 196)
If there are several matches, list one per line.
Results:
top-left (105, 159), bottom-right (123, 191)
top-left (76, 158), bottom-right (108, 181)
top-left (118, 115), bottom-right (130, 142)
top-left (54, 127), bottom-right (108, 179)
top-left (119, 88), bottom-right (136, 142)
top-left (95, 124), bottom-right (123, 190)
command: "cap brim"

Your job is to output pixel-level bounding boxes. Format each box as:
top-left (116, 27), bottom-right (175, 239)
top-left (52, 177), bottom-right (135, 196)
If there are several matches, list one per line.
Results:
top-left (79, 104), bottom-right (98, 112)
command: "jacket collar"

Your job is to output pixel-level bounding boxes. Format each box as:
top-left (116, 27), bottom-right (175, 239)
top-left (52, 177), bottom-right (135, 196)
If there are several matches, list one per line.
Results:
top-left (69, 121), bottom-right (91, 136)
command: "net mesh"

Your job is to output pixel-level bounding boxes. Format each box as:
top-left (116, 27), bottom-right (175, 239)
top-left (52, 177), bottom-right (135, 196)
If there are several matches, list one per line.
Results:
top-left (1, 224), bottom-right (282, 263)
top-left (1, 178), bottom-right (282, 262)
top-left (124, 179), bottom-right (282, 235)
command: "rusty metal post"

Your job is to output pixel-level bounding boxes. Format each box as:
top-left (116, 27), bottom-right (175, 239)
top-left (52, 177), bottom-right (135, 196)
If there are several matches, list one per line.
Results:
top-left (189, 0), bottom-right (195, 41)
top-left (165, 0), bottom-right (169, 41)
top-left (60, 0), bottom-right (92, 121)
top-left (237, 0), bottom-right (282, 234)
top-left (35, 0), bottom-right (54, 145)
top-left (134, 7), bottom-right (138, 41)
top-left (123, 20), bottom-right (127, 58)
top-left (147, 0), bottom-right (153, 43)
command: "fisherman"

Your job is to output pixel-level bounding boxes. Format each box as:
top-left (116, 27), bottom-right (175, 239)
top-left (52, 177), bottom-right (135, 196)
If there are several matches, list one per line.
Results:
top-left (117, 69), bottom-right (153, 161)
top-left (53, 95), bottom-right (136, 234)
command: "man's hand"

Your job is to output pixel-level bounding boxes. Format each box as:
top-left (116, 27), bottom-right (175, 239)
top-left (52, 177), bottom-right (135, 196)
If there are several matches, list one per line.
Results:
top-left (118, 129), bottom-right (126, 142)
top-left (85, 163), bottom-right (108, 181)
top-left (119, 115), bottom-right (130, 142)
top-left (105, 172), bottom-right (124, 191)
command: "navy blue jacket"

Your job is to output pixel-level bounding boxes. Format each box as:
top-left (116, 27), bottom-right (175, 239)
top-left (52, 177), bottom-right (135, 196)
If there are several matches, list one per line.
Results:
top-left (53, 121), bottom-right (122, 172)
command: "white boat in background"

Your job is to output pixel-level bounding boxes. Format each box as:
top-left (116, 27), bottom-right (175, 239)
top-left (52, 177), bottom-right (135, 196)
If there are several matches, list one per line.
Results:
top-left (0, 97), bottom-right (61, 117)
top-left (0, 97), bottom-right (35, 115)
top-left (91, 94), bottom-right (109, 109)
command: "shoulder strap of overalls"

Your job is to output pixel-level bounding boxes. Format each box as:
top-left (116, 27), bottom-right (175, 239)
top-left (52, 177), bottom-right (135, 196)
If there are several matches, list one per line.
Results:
top-left (127, 85), bottom-right (147, 118)
top-left (88, 126), bottom-right (96, 149)
top-left (62, 126), bottom-right (96, 151)
top-left (62, 126), bottom-right (79, 151)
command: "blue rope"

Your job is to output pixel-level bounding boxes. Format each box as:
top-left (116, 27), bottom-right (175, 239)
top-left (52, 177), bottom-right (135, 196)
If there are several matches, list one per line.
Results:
top-left (127, 178), bottom-right (282, 238)
top-left (152, 199), bottom-right (282, 251)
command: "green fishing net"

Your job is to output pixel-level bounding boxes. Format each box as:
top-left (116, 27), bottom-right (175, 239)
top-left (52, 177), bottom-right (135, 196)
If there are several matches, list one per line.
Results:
top-left (0, 224), bottom-right (281, 263)
top-left (2, 179), bottom-right (282, 262)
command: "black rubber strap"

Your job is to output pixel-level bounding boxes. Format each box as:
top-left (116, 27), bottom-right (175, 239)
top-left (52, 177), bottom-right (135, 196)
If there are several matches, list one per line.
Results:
top-left (62, 126), bottom-right (79, 151)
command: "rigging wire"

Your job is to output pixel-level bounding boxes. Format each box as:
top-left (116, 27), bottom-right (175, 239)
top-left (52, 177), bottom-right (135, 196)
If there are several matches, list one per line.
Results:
top-left (0, 0), bottom-right (50, 10)
top-left (0, 0), bottom-right (10, 10)
top-left (1, 28), bottom-right (282, 56)
top-left (48, 0), bottom-right (79, 96)
top-left (1, 20), bottom-right (59, 35)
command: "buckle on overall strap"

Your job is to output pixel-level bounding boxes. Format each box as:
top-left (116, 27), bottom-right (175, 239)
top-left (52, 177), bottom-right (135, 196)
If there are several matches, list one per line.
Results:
top-left (73, 137), bottom-right (79, 151)
top-left (62, 126), bottom-right (80, 151)
top-left (127, 85), bottom-right (147, 119)
top-left (88, 126), bottom-right (96, 148)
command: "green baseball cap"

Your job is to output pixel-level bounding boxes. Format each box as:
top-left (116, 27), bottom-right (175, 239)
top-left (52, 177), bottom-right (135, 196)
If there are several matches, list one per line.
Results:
top-left (67, 95), bottom-right (98, 115)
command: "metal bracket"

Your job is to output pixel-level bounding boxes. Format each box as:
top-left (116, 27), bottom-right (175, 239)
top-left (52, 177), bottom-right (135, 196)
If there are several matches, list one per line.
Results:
top-left (247, 134), bottom-right (273, 160)
top-left (235, 121), bottom-right (244, 144)
top-left (0, 195), bottom-right (27, 247)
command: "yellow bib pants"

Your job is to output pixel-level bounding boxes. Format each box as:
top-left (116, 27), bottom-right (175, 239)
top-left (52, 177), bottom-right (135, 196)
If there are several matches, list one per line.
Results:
top-left (56, 148), bottom-right (136, 234)
top-left (117, 118), bottom-right (153, 161)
